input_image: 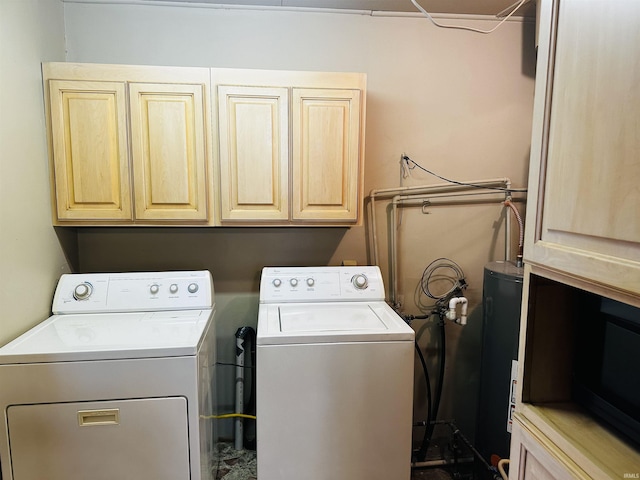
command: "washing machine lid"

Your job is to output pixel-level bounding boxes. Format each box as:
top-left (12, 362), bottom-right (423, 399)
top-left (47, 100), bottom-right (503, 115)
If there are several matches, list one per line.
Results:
top-left (257, 302), bottom-right (414, 345)
top-left (0, 309), bottom-right (214, 364)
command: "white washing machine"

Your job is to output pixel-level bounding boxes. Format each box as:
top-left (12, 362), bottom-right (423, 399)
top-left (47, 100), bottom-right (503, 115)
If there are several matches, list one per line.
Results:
top-left (0, 270), bottom-right (217, 480)
top-left (257, 266), bottom-right (415, 480)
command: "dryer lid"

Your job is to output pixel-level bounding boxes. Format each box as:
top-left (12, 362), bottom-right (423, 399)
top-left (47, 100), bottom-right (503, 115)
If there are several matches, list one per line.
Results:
top-left (0, 309), bottom-right (214, 364)
top-left (257, 302), bottom-right (414, 345)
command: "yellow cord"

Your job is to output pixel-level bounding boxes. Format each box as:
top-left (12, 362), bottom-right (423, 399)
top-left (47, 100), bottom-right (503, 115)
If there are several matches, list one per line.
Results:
top-left (201, 413), bottom-right (257, 420)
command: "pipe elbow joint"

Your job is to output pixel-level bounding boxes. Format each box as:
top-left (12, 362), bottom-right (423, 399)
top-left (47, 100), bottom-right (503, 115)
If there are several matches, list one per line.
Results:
top-left (446, 297), bottom-right (468, 325)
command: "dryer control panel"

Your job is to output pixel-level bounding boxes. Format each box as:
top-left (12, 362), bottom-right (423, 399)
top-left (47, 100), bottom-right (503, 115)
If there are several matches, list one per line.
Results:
top-left (260, 266), bottom-right (386, 303)
top-left (52, 270), bottom-right (214, 314)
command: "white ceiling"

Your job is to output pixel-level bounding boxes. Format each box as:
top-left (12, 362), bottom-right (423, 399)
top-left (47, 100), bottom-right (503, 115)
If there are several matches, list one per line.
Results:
top-left (145, 0), bottom-right (536, 17)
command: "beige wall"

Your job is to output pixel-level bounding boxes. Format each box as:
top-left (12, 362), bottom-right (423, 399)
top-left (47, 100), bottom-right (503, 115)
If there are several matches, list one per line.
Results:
top-left (63, 2), bottom-right (536, 441)
top-left (0, 0), bottom-right (70, 346)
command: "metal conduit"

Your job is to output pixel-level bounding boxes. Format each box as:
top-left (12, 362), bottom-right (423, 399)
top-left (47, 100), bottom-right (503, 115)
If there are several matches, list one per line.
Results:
top-left (368, 178), bottom-right (512, 268)
top-left (367, 179), bottom-right (516, 306)
top-left (388, 190), bottom-right (525, 307)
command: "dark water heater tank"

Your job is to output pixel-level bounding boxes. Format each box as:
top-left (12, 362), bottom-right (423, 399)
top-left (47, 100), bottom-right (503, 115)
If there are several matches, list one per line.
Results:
top-left (476, 261), bottom-right (524, 463)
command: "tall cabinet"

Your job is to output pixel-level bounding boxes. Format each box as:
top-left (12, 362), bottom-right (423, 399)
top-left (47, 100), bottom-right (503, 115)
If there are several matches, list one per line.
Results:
top-left (510, 0), bottom-right (640, 478)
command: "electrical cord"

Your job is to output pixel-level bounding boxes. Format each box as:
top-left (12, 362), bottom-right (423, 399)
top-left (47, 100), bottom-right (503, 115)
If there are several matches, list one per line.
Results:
top-left (410, 0), bottom-right (529, 35)
top-left (402, 155), bottom-right (528, 193)
top-left (421, 257), bottom-right (466, 300)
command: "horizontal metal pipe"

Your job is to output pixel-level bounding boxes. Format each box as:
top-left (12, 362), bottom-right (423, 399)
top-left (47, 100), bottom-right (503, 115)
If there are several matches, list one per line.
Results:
top-left (369, 179), bottom-right (512, 266)
top-left (369, 178), bottom-right (511, 199)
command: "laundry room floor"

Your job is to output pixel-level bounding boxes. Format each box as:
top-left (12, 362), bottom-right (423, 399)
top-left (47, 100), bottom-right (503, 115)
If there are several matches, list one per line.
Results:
top-left (214, 442), bottom-right (465, 480)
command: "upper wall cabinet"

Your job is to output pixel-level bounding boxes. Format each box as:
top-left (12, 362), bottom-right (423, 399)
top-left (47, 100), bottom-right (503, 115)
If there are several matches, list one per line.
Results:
top-left (523, 0), bottom-right (640, 297)
top-left (214, 69), bottom-right (366, 225)
top-left (44, 63), bottom-right (211, 225)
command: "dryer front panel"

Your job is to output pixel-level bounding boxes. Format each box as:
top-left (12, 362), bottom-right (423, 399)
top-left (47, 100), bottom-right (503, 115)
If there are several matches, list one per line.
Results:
top-left (7, 397), bottom-right (190, 480)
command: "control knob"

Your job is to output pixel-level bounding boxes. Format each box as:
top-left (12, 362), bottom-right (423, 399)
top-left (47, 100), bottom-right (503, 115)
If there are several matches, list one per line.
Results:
top-left (188, 283), bottom-right (199, 294)
top-left (352, 274), bottom-right (369, 290)
top-left (150, 284), bottom-right (160, 295)
top-left (290, 278), bottom-right (299, 287)
top-left (170, 284), bottom-right (179, 294)
top-left (306, 277), bottom-right (315, 287)
top-left (272, 279), bottom-right (282, 288)
top-left (73, 282), bottom-right (93, 300)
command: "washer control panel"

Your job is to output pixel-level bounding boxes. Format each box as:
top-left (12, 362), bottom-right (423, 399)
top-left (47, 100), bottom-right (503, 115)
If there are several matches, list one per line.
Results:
top-left (260, 266), bottom-right (386, 303)
top-left (52, 270), bottom-right (214, 314)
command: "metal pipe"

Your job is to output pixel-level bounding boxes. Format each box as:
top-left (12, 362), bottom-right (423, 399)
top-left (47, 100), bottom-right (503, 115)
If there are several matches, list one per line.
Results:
top-left (369, 195), bottom-right (379, 270)
top-left (388, 189), bottom-right (520, 307)
top-left (391, 195), bottom-right (400, 307)
top-left (369, 178), bottom-right (511, 200)
top-left (369, 179), bottom-right (512, 266)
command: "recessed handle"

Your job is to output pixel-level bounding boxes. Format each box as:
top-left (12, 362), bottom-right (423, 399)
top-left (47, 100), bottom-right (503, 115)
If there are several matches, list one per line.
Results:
top-left (77, 409), bottom-right (120, 426)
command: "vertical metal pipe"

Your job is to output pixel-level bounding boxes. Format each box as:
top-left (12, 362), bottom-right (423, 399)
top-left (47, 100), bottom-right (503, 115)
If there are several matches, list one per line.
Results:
top-left (370, 195), bottom-right (379, 266)
top-left (391, 195), bottom-right (400, 307)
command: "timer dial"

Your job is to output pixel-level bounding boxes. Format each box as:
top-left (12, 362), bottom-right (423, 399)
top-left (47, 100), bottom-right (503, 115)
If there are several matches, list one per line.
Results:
top-left (73, 282), bottom-right (93, 300)
top-left (352, 274), bottom-right (369, 290)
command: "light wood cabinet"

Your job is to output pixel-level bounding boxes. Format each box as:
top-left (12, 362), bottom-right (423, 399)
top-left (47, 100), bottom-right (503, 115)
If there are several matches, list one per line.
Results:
top-left (217, 85), bottom-right (289, 221)
top-left (214, 69), bottom-right (366, 225)
top-left (48, 79), bottom-right (132, 221)
top-left (291, 88), bottom-right (361, 222)
top-left (45, 63), bottom-right (211, 224)
top-left (510, 418), bottom-right (588, 480)
top-left (524, 0), bottom-right (640, 297)
top-left (511, 0), bottom-right (640, 478)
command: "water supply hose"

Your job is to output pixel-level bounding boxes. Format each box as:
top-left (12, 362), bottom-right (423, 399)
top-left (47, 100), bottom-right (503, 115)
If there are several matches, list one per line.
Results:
top-left (504, 198), bottom-right (524, 267)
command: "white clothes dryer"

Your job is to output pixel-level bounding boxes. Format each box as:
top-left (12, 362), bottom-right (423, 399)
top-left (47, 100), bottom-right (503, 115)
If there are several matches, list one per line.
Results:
top-left (0, 270), bottom-right (217, 480)
top-left (257, 266), bottom-right (415, 480)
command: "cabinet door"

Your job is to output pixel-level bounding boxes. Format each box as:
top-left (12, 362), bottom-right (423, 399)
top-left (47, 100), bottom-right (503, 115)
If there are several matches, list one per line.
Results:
top-left (509, 419), bottom-right (588, 480)
top-left (48, 80), bottom-right (132, 221)
top-left (291, 88), bottom-right (361, 222)
top-left (7, 398), bottom-right (189, 480)
top-left (217, 85), bottom-right (289, 221)
top-left (129, 83), bottom-right (208, 221)
top-left (525, 0), bottom-right (640, 296)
